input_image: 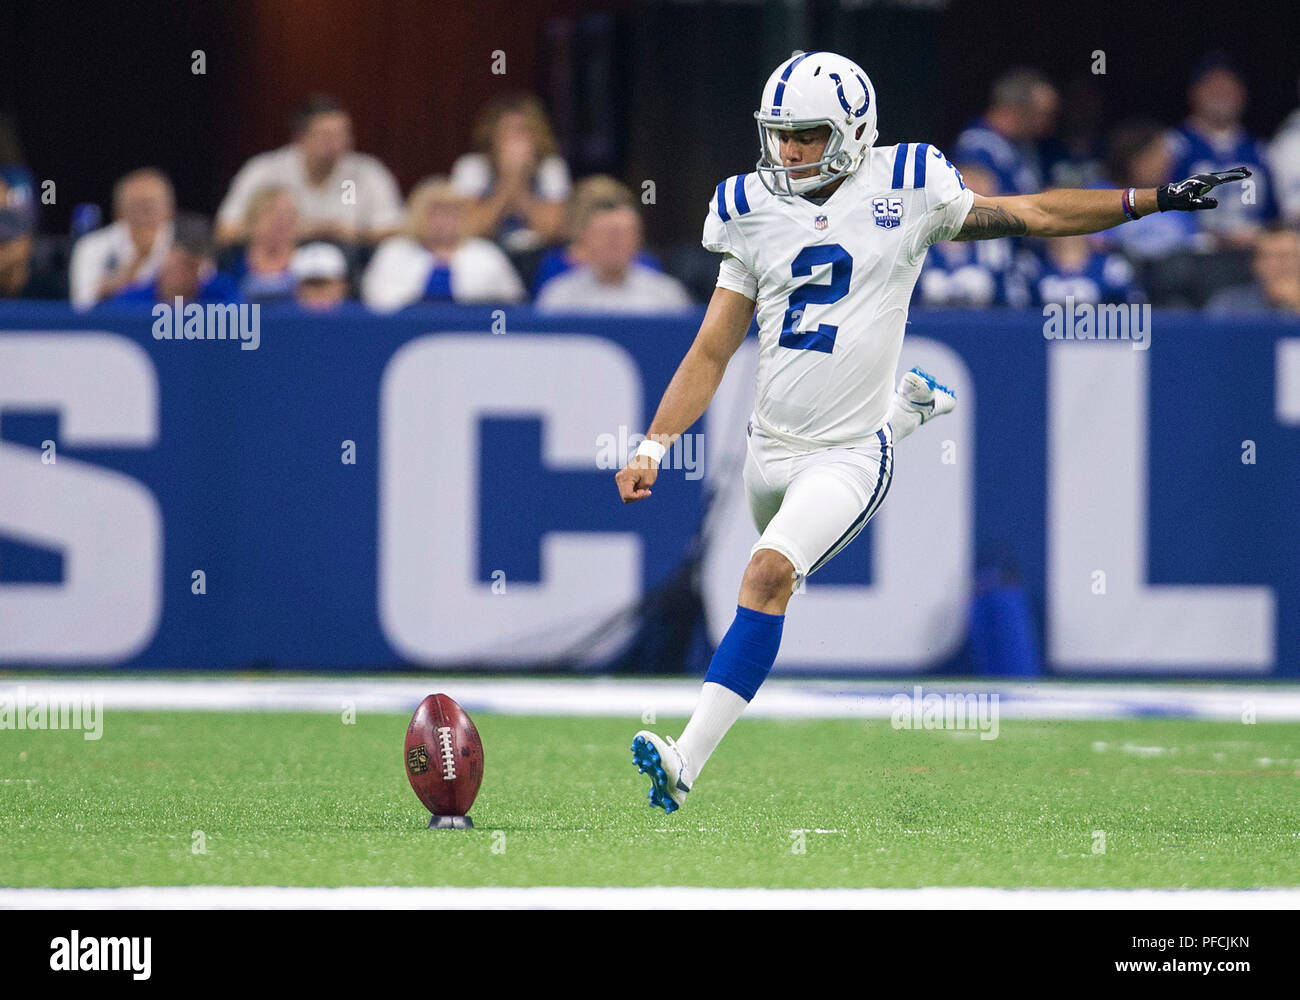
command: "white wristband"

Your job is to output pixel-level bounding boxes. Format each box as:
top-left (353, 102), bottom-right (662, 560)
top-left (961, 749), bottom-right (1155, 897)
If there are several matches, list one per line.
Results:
top-left (635, 438), bottom-right (667, 463)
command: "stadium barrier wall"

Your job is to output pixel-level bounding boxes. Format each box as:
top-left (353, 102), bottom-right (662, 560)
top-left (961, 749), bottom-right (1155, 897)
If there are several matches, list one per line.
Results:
top-left (1, 302), bottom-right (1297, 676)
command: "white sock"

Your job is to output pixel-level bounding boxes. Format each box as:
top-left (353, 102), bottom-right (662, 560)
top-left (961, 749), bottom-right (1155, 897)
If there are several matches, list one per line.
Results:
top-left (676, 681), bottom-right (750, 780)
top-left (886, 397), bottom-right (924, 441)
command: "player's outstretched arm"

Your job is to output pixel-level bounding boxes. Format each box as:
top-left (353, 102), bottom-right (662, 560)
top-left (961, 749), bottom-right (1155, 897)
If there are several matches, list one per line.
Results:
top-left (615, 285), bottom-right (755, 503)
top-left (954, 167), bottom-right (1252, 240)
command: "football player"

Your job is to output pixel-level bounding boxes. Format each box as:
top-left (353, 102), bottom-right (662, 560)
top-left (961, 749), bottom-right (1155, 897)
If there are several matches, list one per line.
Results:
top-left (617, 50), bottom-right (1249, 813)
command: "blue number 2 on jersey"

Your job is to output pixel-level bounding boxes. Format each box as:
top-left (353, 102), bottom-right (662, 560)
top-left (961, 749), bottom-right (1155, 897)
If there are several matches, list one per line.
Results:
top-left (779, 244), bottom-right (853, 354)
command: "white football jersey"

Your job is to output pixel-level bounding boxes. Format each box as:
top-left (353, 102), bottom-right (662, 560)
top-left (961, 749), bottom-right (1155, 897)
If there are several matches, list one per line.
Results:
top-left (704, 143), bottom-right (974, 445)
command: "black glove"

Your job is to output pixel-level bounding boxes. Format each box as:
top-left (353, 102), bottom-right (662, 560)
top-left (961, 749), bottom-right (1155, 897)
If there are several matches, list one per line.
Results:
top-left (1156, 166), bottom-right (1252, 212)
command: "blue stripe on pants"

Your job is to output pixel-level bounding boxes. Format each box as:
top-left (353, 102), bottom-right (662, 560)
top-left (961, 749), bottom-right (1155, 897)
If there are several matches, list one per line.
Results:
top-left (807, 428), bottom-right (893, 575)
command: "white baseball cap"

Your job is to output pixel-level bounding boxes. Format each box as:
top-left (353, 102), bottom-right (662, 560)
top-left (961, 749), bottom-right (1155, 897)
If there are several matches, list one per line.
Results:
top-left (290, 242), bottom-right (347, 282)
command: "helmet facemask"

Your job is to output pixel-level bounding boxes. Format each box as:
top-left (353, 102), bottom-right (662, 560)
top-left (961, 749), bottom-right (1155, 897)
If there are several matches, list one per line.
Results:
top-left (754, 117), bottom-right (866, 197)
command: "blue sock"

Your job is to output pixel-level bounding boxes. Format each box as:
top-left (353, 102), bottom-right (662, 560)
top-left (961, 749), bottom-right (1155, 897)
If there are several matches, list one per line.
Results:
top-left (704, 606), bottom-right (784, 702)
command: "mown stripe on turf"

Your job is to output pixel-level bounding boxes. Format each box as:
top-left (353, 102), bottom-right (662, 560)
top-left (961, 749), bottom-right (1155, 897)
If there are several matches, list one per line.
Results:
top-left (3, 886), bottom-right (1298, 910)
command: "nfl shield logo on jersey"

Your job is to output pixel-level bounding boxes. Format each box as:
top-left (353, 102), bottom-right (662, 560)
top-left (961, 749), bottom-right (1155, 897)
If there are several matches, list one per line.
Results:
top-left (872, 196), bottom-right (903, 229)
top-left (814, 214), bottom-right (828, 231)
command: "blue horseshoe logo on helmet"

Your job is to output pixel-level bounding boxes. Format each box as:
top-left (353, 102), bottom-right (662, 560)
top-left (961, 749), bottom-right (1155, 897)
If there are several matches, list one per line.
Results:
top-left (828, 72), bottom-right (870, 119)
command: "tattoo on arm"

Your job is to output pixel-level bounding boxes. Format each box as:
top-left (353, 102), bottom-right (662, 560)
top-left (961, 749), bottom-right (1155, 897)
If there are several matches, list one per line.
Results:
top-left (954, 204), bottom-right (1029, 241)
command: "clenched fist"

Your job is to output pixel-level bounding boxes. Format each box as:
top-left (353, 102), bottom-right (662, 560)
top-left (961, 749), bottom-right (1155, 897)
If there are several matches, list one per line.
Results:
top-left (616, 454), bottom-right (659, 503)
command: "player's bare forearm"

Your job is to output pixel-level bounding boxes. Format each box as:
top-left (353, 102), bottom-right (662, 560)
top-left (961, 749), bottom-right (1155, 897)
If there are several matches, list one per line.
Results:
top-left (645, 286), bottom-right (754, 446)
top-left (955, 167), bottom-right (1253, 241)
top-left (954, 189), bottom-right (1158, 240)
top-left (615, 284), bottom-right (753, 503)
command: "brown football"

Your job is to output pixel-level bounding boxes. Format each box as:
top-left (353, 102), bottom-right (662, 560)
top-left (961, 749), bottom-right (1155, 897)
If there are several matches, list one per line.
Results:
top-left (404, 694), bottom-right (485, 818)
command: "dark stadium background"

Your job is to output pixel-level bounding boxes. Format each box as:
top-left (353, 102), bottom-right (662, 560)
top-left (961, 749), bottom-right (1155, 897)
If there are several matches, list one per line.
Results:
top-left (4, 0), bottom-right (1297, 249)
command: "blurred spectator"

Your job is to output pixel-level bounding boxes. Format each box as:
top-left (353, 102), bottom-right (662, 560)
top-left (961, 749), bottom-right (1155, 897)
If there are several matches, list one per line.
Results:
top-left (1205, 225), bottom-right (1300, 315)
top-left (532, 175), bottom-right (662, 294)
top-left (362, 176), bottom-right (525, 312)
top-left (1039, 78), bottom-right (1107, 190)
top-left (535, 201), bottom-right (692, 314)
top-left (0, 114), bottom-right (37, 231)
top-left (1101, 120), bottom-right (1203, 260)
top-left (1269, 75), bottom-right (1300, 225)
top-left (0, 206), bottom-right (64, 299)
top-left (102, 213), bottom-right (238, 305)
top-left (216, 94), bottom-right (402, 246)
top-left (69, 167), bottom-right (174, 310)
top-left (290, 242), bottom-right (349, 312)
top-left (451, 94), bottom-right (570, 253)
top-left (1025, 234), bottom-right (1142, 306)
top-left (952, 69), bottom-right (1059, 195)
top-left (918, 163), bottom-right (1032, 307)
top-left (226, 185), bottom-right (299, 303)
top-left (917, 238), bottom-right (1031, 308)
top-left (1167, 54), bottom-right (1277, 247)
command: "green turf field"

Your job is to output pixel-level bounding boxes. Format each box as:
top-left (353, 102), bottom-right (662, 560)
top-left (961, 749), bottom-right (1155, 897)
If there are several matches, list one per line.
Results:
top-left (2, 711), bottom-right (1297, 888)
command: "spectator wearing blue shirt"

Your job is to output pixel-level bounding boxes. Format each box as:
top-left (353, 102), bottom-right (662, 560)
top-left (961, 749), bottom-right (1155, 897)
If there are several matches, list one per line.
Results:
top-left (1167, 53), bottom-right (1278, 248)
top-left (103, 213), bottom-right (238, 306)
top-left (532, 175), bottom-right (662, 295)
top-left (225, 185), bottom-right (299, 304)
top-left (0, 115), bottom-right (37, 232)
top-left (917, 162), bottom-right (1034, 307)
top-left (1027, 234), bottom-right (1142, 307)
top-left (1101, 120), bottom-right (1203, 260)
top-left (953, 69), bottom-right (1060, 195)
top-left (916, 237), bottom-right (1033, 308)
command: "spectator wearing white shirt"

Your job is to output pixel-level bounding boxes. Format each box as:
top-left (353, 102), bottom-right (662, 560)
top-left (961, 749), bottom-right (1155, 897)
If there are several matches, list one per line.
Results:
top-left (1270, 76), bottom-right (1300, 226)
top-left (100, 213), bottom-right (239, 307)
top-left (68, 167), bottom-right (174, 310)
top-left (216, 95), bottom-right (403, 247)
top-left (362, 176), bottom-right (525, 312)
top-left (451, 94), bottom-right (570, 253)
top-left (535, 202), bottom-right (693, 314)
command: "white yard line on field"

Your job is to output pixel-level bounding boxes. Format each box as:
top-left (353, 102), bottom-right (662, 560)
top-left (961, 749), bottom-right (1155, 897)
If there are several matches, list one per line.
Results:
top-left (1, 676), bottom-right (1299, 720)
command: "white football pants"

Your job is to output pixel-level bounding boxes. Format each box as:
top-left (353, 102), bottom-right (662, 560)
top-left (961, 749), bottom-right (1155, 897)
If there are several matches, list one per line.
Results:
top-left (743, 417), bottom-right (895, 579)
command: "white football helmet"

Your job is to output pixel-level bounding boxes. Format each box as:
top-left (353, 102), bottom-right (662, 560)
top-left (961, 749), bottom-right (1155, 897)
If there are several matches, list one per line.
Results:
top-left (754, 50), bottom-right (878, 197)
